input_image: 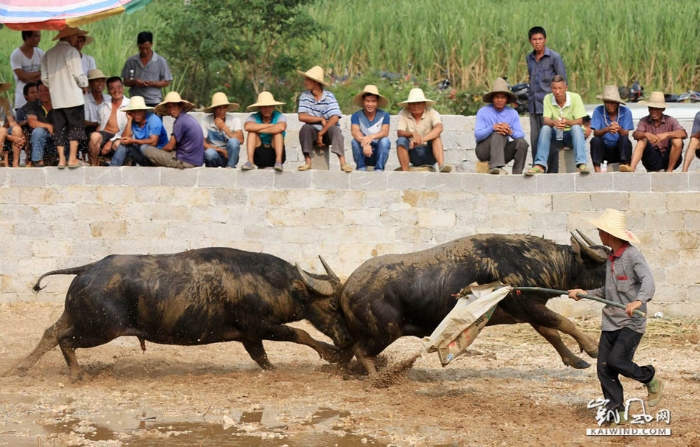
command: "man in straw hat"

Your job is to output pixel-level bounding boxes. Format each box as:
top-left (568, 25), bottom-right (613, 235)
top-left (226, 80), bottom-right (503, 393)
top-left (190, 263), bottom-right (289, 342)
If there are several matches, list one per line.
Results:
top-left (109, 96), bottom-right (168, 167)
top-left (88, 76), bottom-right (130, 166)
top-left (589, 86), bottom-right (634, 172)
top-left (143, 91), bottom-right (204, 168)
top-left (201, 92), bottom-right (243, 169)
top-left (242, 91), bottom-right (287, 171)
top-left (569, 209), bottom-right (663, 423)
top-left (41, 26), bottom-right (89, 168)
top-left (10, 30), bottom-right (44, 112)
top-left (474, 78), bottom-right (529, 175)
top-left (525, 75), bottom-right (590, 175)
top-left (630, 91), bottom-right (686, 172)
top-left (75, 32), bottom-right (96, 77)
top-left (350, 85), bottom-right (391, 172)
top-left (296, 65), bottom-right (352, 172)
top-left (396, 88), bottom-right (452, 172)
top-left (682, 111), bottom-right (700, 172)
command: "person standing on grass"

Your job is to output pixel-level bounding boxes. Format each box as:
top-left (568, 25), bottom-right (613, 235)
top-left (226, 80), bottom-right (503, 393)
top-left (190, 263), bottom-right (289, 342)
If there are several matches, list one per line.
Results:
top-left (568, 209), bottom-right (663, 424)
top-left (350, 85), bottom-right (391, 172)
top-left (589, 86), bottom-right (634, 173)
top-left (41, 26), bottom-right (89, 168)
top-left (526, 26), bottom-right (567, 172)
top-left (121, 31), bottom-right (172, 108)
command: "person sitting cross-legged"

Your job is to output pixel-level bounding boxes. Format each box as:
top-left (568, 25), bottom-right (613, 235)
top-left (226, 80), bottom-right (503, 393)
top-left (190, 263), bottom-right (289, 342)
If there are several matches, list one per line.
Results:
top-left (241, 91), bottom-right (287, 171)
top-left (350, 85), bottom-right (391, 172)
top-left (525, 75), bottom-right (590, 175)
top-left (201, 92), bottom-right (243, 169)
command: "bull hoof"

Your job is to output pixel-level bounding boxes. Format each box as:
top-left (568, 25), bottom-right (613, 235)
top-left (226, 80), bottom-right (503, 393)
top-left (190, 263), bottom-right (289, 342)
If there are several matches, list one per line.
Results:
top-left (567, 359), bottom-right (591, 369)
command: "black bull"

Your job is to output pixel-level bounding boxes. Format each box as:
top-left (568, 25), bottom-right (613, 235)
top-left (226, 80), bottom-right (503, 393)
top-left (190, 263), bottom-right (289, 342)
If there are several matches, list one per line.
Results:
top-left (304, 231), bottom-right (610, 375)
top-left (4, 248), bottom-right (353, 381)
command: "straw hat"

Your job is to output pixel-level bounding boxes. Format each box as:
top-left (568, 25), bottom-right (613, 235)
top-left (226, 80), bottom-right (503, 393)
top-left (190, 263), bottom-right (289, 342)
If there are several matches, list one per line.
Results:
top-left (246, 91), bottom-right (285, 111)
top-left (154, 91), bottom-right (195, 116)
top-left (53, 26), bottom-right (88, 41)
top-left (482, 78), bottom-right (517, 104)
top-left (203, 92), bottom-right (239, 113)
top-left (397, 88), bottom-right (436, 107)
top-left (296, 66), bottom-right (328, 87)
top-left (596, 85), bottom-right (626, 105)
top-left (587, 209), bottom-right (640, 244)
top-left (87, 69), bottom-right (107, 81)
top-left (78, 34), bottom-right (95, 45)
top-left (639, 91), bottom-right (666, 109)
top-left (120, 96), bottom-right (154, 112)
top-left (0, 82), bottom-right (12, 95)
top-left (352, 85), bottom-right (389, 108)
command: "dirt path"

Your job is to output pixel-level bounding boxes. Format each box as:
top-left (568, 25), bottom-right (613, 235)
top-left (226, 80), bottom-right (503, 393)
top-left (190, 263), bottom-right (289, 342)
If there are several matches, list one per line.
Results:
top-left (1, 302), bottom-right (699, 446)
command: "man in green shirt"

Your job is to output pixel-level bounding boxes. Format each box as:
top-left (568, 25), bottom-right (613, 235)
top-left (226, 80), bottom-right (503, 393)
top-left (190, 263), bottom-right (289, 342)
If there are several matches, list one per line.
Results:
top-left (525, 75), bottom-right (590, 175)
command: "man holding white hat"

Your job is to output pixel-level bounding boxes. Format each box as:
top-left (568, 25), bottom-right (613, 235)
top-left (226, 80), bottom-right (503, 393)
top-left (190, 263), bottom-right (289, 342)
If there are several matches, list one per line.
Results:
top-left (630, 91), bottom-right (686, 172)
top-left (350, 85), bottom-right (391, 172)
top-left (243, 91), bottom-right (287, 171)
top-left (590, 86), bottom-right (634, 172)
top-left (297, 65), bottom-right (352, 172)
top-left (201, 92), bottom-right (243, 169)
top-left (41, 26), bottom-right (89, 168)
top-left (474, 78), bottom-right (529, 175)
top-left (569, 209), bottom-right (662, 422)
top-left (396, 88), bottom-right (451, 172)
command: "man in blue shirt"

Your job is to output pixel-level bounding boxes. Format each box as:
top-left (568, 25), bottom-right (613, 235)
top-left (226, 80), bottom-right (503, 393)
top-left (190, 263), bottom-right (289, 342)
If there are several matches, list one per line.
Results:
top-left (242, 91), bottom-right (287, 171)
top-left (474, 78), bottom-right (529, 174)
top-left (526, 26), bottom-right (567, 171)
top-left (350, 85), bottom-right (391, 172)
top-left (109, 96), bottom-right (168, 166)
top-left (590, 86), bottom-right (634, 173)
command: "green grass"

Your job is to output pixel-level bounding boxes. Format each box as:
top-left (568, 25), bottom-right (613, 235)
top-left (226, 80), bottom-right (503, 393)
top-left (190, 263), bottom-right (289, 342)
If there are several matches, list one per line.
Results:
top-left (2, 0), bottom-right (699, 112)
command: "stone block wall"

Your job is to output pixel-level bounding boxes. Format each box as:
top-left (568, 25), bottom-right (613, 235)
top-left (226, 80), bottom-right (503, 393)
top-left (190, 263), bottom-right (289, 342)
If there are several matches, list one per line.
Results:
top-left (1, 165), bottom-right (699, 318)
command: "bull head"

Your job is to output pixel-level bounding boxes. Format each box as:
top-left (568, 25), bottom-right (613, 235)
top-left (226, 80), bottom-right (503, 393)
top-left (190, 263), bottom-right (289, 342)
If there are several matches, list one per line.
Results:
top-left (295, 256), bottom-right (338, 296)
top-left (570, 229), bottom-right (609, 263)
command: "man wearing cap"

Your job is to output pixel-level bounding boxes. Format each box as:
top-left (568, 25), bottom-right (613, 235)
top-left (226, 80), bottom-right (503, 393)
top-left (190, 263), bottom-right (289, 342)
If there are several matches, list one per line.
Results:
top-left (10, 31), bottom-right (45, 112)
top-left (350, 85), bottom-right (391, 172)
top-left (569, 209), bottom-right (662, 423)
top-left (243, 91), bottom-right (287, 171)
top-left (88, 76), bottom-right (130, 166)
top-left (474, 78), bottom-right (528, 175)
top-left (143, 91), bottom-right (204, 168)
top-left (41, 26), bottom-right (89, 168)
top-left (297, 65), bottom-right (352, 172)
top-left (526, 26), bottom-right (567, 168)
top-left (75, 33), bottom-right (96, 77)
top-left (396, 88), bottom-right (451, 172)
top-left (681, 111), bottom-right (700, 172)
top-left (109, 96), bottom-right (168, 167)
top-left (121, 31), bottom-right (172, 107)
top-left (201, 92), bottom-right (243, 169)
top-left (525, 75), bottom-right (590, 175)
top-left (630, 92), bottom-right (686, 172)
top-left (589, 86), bottom-right (634, 173)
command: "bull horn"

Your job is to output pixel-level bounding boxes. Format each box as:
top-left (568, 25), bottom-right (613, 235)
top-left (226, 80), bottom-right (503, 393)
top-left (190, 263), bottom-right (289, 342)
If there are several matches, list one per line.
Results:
top-left (318, 256), bottom-right (339, 280)
top-left (570, 231), bottom-right (608, 264)
top-left (296, 263), bottom-right (334, 296)
top-left (575, 228), bottom-right (598, 248)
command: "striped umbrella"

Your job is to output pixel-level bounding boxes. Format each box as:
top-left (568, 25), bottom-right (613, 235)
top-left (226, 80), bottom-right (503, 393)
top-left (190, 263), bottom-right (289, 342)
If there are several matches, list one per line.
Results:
top-left (0, 0), bottom-right (153, 31)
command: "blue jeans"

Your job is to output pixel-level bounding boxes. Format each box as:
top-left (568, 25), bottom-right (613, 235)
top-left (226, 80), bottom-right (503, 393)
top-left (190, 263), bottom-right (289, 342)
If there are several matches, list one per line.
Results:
top-left (204, 138), bottom-right (240, 168)
top-left (396, 137), bottom-right (437, 166)
top-left (31, 127), bottom-right (53, 163)
top-left (110, 143), bottom-right (152, 166)
top-left (351, 137), bottom-right (391, 171)
top-left (533, 125), bottom-right (587, 171)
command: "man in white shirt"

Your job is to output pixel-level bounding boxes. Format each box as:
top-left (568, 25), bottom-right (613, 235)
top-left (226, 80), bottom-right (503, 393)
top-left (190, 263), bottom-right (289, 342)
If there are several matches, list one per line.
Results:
top-left (10, 31), bottom-right (45, 112)
top-left (41, 26), bottom-right (89, 168)
top-left (88, 76), bottom-right (130, 165)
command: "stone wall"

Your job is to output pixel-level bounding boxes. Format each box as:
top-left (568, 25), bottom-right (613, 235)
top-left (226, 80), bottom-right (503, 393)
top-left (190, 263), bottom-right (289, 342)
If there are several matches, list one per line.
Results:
top-left (1, 165), bottom-right (699, 318)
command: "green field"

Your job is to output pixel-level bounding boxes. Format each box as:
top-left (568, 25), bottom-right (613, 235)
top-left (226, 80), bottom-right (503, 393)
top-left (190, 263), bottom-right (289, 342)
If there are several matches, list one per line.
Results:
top-left (2, 0), bottom-right (699, 113)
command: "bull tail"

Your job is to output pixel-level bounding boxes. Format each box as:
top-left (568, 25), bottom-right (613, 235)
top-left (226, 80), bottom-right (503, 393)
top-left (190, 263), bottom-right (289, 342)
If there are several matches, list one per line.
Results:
top-left (33, 263), bottom-right (99, 292)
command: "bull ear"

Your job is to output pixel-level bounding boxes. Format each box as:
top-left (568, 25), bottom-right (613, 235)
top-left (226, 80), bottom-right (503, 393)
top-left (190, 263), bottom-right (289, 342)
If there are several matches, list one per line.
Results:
top-left (296, 263), bottom-right (334, 297)
top-left (570, 231), bottom-right (608, 264)
top-left (318, 256), bottom-right (339, 280)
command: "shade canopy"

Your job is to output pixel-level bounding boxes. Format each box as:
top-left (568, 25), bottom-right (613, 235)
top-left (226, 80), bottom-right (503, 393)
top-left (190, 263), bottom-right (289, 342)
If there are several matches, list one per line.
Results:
top-left (0, 0), bottom-right (153, 30)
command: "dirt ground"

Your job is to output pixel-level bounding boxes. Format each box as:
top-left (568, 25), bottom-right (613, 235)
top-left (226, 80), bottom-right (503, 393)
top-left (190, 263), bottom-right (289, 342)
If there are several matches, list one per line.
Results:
top-left (1, 302), bottom-right (699, 447)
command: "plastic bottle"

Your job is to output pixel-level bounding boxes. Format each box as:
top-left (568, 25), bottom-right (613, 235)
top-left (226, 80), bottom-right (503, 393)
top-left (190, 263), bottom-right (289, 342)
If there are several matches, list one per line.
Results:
top-left (601, 161), bottom-right (608, 173)
top-left (129, 69), bottom-right (134, 80)
top-left (555, 117), bottom-right (564, 141)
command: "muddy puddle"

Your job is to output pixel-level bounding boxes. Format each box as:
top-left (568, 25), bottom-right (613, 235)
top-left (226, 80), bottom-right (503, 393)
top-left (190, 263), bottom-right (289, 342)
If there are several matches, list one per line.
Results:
top-left (0, 394), bottom-right (384, 446)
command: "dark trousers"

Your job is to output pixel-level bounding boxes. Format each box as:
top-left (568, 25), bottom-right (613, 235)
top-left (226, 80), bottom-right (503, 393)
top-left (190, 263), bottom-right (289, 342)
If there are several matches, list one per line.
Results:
top-left (475, 133), bottom-right (529, 174)
top-left (639, 141), bottom-right (683, 172)
top-left (590, 136), bottom-right (633, 166)
top-left (597, 328), bottom-right (655, 411)
top-left (529, 113), bottom-right (559, 172)
top-left (299, 124), bottom-right (344, 157)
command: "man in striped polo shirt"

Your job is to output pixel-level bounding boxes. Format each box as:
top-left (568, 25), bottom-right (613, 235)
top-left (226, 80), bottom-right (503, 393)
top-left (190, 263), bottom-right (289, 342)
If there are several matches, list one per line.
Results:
top-left (296, 66), bottom-right (352, 172)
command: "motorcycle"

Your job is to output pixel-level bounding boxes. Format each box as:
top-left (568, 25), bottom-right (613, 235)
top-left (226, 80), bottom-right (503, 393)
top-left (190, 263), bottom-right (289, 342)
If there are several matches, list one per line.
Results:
top-left (618, 81), bottom-right (644, 102)
top-left (664, 90), bottom-right (700, 103)
top-left (503, 77), bottom-right (529, 114)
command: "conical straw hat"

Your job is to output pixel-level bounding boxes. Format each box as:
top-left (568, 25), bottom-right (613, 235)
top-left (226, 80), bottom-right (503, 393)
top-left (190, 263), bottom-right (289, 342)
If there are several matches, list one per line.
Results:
top-left (587, 209), bottom-right (640, 244)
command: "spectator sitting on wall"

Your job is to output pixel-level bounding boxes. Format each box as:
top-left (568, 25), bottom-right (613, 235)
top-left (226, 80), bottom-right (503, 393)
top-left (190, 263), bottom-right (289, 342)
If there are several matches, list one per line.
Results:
top-left (682, 110), bottom-right (700, 172)
top-left (88, 76), bottom-right (130, 166)
top-left (201, 92), bottom-right (243, 169)
top-left (589, 86), bottom-right (634, 173)
top-left (109, 96), bottom-right (168, 167)
top-left (350, 85), bottom-right (391, 172)
top-left (242, 91), bottom-right (287, 171)
top-left (26, 82), bottom-right (58, 166)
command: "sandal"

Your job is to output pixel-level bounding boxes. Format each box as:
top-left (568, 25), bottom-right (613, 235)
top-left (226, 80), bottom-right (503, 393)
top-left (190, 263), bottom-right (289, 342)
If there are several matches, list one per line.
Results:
top-left (524, 165), bottom-right (545, 176)
top-left (68, 161), bottom-right (87, 169)
top-left (341, 163), bottom-right (353, 173)
top-left (298, 163), bottom-right (312, 171)
top-left (241, 161), bottom-right (255, 171)
top-left (577, 163), bottom-right (591, 174)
